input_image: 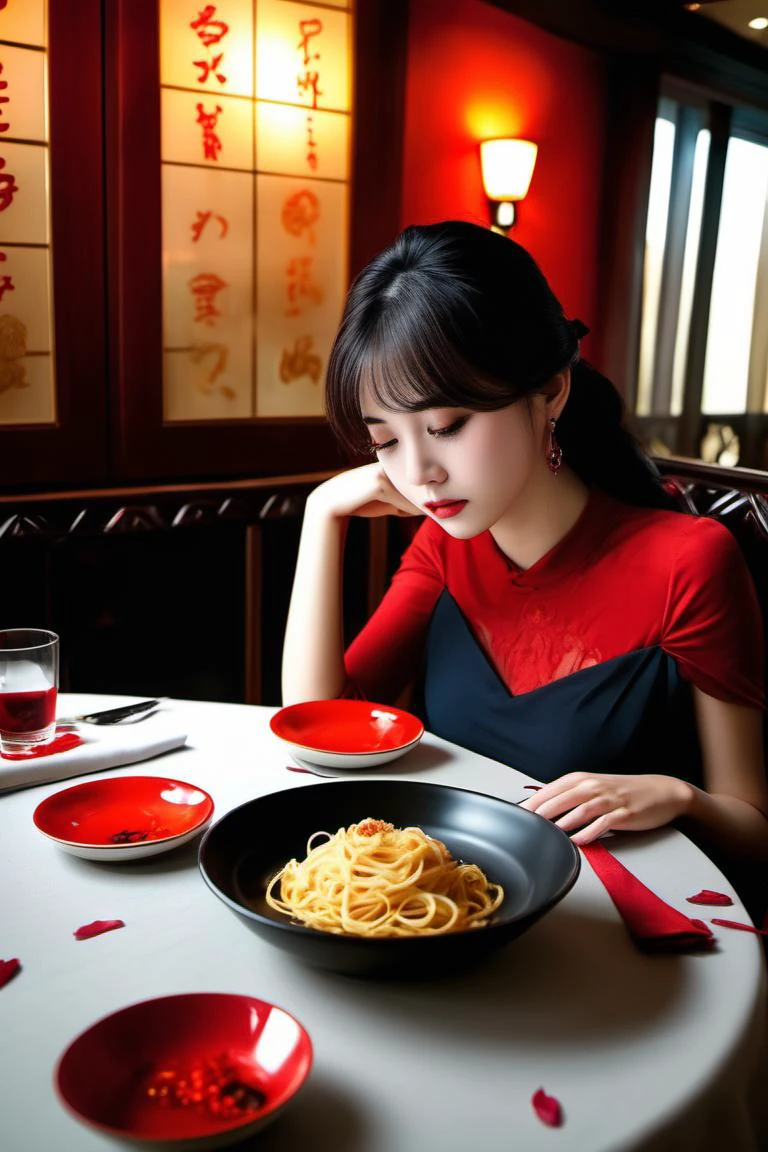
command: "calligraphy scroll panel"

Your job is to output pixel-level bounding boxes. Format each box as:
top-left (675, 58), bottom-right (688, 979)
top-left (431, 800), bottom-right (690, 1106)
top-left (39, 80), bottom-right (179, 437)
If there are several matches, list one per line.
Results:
top-left (162, 88), bottom-right (254, 171)
top-left (0, 46), bottom-right (47, 143)
top-left (0, 355), bottom-right (54, 424)
top-left (160, 0), bottom-right (254, 98)
top-left (0, 143), bottom-right (48, 245)
top-left (0, 246), bottom-right (55, 425)
top-left (162, 164), bottom-right (254, 420)
top-left (255, 174), bottom-right (348, 417)
top-left (256, 0), bottom-right (351, 112)
top-left (0, 0), bottom-right (46, 48)
top-left (256, 103), bottom-right (349, 182)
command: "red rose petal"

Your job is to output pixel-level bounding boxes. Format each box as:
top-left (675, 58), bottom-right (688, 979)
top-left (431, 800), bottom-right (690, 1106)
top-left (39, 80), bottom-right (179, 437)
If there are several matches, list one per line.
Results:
top-left (532, 1087), bottom-right (563, 1127)
top-left (686, 889), bottom-right (733, 906)
top-left (688, 918), bottom-right (711, 933)
top-left (73, 919), bottom-right (125, 941)
top-left (523, 785), bottom-right (542, 791)
top-left (710, 918), bottom-right (768, 937)
top-left (0, 958), bottom-right (21, 988)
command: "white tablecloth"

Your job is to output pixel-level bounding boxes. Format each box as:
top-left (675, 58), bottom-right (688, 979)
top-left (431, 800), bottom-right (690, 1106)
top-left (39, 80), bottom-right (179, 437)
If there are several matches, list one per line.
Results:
top-left (1, 694), bottom-right (765, 1152)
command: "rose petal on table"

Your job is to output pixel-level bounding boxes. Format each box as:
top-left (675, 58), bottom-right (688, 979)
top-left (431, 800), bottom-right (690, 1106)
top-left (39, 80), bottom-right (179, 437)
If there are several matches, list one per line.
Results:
top-left (710, 918), bottom-right (768, 937)
top-left (73, 919), bottom-right (125, 941)
top-left (686, 889), bottom-right (733, 906)
top-left (532, 1087), bottom-right (563, 1127)
top-left (688, 918), bottom-right (711, 934)
top-left (0, 958), bottom-right (21, 988)
top-left (523, 785), bottom-right (542, 791)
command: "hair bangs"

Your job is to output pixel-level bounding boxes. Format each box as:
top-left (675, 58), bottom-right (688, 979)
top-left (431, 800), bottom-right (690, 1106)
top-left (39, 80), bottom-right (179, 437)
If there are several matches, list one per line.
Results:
top-left (326, 283), bottom-right (517, 452)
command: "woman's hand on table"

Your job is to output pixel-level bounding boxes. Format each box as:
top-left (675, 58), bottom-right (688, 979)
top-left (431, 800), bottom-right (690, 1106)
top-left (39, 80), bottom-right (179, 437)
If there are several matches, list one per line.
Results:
top-left (519, 771), bottom-right (694, 845)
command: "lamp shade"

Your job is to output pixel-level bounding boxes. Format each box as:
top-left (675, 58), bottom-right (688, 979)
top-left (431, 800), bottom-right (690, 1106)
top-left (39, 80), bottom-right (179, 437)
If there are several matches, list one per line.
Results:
top-left (480, 138), bottom-right (538, 201)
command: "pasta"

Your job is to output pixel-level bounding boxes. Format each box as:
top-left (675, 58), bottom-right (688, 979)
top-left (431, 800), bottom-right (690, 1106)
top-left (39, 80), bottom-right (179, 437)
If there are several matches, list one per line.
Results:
top-left (265, 818), bottom-right (504, 937)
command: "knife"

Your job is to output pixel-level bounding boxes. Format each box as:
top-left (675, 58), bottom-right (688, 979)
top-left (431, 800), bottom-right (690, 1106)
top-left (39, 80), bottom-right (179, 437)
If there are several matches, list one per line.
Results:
top-left (58, 699), bottom-right (167, 725)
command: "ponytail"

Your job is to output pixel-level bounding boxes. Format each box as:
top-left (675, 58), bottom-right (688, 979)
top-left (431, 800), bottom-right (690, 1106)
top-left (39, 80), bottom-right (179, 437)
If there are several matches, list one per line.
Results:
top-left (558, 360), bottom-right (678, 511)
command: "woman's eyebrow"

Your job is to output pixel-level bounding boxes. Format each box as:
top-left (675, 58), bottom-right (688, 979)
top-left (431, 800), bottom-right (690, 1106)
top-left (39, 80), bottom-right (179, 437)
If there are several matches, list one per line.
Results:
top-left (362, 415), bottom-right (385, 425)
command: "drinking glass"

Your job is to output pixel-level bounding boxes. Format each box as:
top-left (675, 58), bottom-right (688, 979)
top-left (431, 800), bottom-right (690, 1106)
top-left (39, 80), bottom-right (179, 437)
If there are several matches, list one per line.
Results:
top-left (0, 629), bottom-right (59, 754)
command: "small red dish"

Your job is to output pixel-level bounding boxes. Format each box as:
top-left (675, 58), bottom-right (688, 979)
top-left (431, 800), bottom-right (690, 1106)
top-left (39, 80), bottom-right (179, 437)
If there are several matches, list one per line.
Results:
top-left (33, 776), bottom-right (214, 861)
top-left (270, 700), bottom-right (424, 769)
top-left (55, 992), bottom-right (312, 1149)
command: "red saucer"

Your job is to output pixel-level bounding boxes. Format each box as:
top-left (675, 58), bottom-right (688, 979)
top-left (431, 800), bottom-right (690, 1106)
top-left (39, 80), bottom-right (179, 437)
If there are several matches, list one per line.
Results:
top-left (33, 776), bottom-right (214, 848)
top-left (270, 699), bottom-right (424, 756)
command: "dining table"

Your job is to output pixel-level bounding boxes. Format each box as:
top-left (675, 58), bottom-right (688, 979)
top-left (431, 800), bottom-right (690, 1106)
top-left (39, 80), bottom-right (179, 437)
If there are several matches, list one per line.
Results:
top-left (1, 692), bottom-right (766, 1152)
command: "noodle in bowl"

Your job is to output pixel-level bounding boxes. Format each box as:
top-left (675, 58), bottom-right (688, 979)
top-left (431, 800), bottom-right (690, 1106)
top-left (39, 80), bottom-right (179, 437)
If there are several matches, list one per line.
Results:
top-left (265, 819), bottom-right (504, 938)
top-left (198, 781), bottom-right (581, 977)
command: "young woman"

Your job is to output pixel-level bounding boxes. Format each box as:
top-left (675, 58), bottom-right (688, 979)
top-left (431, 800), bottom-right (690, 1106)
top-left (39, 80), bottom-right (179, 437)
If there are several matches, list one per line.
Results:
top-left (282, 220), bottom-right (768, 879)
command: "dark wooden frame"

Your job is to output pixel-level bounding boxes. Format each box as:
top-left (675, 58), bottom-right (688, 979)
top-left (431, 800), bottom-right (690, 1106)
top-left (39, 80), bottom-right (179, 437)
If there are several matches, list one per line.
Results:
top-left (0, 469), bottom-right (336, 702)
top-left (105, 0), bottom-right (408, 484)
top-left (0, 0), bottom-right (108, 490)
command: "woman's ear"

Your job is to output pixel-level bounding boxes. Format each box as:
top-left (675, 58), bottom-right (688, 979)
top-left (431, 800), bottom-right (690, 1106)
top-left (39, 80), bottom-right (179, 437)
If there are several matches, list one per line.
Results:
top-left (539, 369), bottom-right (571, 422)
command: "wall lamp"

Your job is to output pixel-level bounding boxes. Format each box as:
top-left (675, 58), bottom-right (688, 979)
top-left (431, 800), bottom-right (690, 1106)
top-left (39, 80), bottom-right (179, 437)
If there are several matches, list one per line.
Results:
top-left (480, 138), bottom-right (538, 233)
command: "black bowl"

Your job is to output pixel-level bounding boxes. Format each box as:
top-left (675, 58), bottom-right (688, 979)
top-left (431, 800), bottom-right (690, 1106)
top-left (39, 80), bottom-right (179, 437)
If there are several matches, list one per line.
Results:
top-left (198, 780), bottom-right (580, 977)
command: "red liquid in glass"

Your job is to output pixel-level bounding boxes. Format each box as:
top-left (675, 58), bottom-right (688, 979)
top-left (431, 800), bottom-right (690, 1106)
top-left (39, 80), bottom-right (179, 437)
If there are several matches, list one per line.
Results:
top-left (0, 686), bottom-right (57, 733)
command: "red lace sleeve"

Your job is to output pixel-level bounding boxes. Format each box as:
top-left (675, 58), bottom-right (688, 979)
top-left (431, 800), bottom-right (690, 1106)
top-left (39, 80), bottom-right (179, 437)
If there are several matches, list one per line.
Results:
top-left (341, 520), bottom-right (445, 703)
top-left (661, 516), bottom-right (765, 709)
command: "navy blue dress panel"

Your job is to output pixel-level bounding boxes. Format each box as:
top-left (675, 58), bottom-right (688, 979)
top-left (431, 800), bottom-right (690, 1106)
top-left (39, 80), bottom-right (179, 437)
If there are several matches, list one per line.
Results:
top-left (424, 590), bottom-right (703, 785)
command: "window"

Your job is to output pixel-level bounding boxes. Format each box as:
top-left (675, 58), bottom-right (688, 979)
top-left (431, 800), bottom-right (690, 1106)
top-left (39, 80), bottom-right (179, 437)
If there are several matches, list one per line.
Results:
top-left (634, 88), bottom-right (768, 469)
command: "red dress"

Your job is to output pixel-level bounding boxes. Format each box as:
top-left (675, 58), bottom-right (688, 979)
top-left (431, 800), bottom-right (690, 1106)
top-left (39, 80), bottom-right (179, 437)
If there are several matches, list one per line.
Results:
top-left (343, 488), bottom-right (764, 782)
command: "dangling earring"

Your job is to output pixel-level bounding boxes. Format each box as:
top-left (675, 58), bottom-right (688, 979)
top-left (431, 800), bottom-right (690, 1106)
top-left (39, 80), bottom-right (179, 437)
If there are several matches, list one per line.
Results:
top-left (547, 417), bottom-right (563, 475)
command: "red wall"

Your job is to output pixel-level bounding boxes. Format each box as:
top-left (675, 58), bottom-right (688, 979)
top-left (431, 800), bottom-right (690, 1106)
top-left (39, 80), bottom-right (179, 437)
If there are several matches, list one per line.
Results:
top-left (400, 0), bottom-right (607, 349)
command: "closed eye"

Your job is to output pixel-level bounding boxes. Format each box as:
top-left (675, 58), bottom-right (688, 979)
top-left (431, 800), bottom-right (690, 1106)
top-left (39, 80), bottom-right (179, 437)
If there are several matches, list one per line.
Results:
top-left (368, 437), bottom-right (397, 455)
top-left (428, 416), bottom-right (469, 439)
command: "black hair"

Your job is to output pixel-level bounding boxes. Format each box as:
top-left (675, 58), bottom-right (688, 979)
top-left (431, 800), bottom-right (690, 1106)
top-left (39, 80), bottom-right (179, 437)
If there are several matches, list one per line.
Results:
top-left (326, 220), bottom-right (675, 510)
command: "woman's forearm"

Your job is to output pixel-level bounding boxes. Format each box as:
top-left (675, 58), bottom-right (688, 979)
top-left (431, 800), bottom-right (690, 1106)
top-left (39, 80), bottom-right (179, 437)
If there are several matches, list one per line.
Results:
top-left (281, 497), bottom-right (349, 705)
top-left (677, 786), bottom-right (768, 865)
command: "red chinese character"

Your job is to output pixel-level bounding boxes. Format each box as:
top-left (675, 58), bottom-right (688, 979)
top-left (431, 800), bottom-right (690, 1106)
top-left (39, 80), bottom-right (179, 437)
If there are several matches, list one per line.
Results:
top-left (297, 18), bottom-right (323, 65)
top-left (190, 5), bottom-right (229, 47)
top-left (297, 71), bottom-right (323, 110)
top-left (281, 189), bottom-right (321, 245)
top-left (0, 274), bottom-right (14, 302)
top-left (306, 114), bottom-right (318, 170)
top-left (0, 65), bottom-right (9, 134)
top-left (193, 52), bottom-right (227, 86)
top-left (191, 210), bottom-right (229, 242)
top-left (189, 272), bottom-right (228, 326)
top-left (190, 342), bottom-right (230, 394)
top-left (285, 256), bottom-right (323, 317)
top-left (196, 103), bottom-right (223, 161)
top-left (0, 158), bottom-right (18, 211)
top-left (280, 335), bottom-right (322, 384)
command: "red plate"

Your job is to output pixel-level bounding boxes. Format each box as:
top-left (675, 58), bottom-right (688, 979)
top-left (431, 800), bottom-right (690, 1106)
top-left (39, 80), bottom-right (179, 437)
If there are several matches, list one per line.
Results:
top-left (270, 699), bottom-right (424, 755)
top-left (55, 993), bottom-right (312, 1146)
top-left (33, 776), bottom-right (214, 847)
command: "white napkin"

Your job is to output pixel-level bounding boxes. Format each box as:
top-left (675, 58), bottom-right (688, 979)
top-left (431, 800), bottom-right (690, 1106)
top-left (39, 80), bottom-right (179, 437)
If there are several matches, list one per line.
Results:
top-left (0, 714), bottom-right (188, 793)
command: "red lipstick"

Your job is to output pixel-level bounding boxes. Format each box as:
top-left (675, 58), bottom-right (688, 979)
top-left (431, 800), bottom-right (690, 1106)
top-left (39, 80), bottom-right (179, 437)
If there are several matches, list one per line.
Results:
top-left (424, 500), bottom-right (468, 520)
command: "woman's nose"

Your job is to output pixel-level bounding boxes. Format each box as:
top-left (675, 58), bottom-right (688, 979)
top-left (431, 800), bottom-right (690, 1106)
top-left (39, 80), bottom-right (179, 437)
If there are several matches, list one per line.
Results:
top-left (403, 442), bottom-right (448, 487)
